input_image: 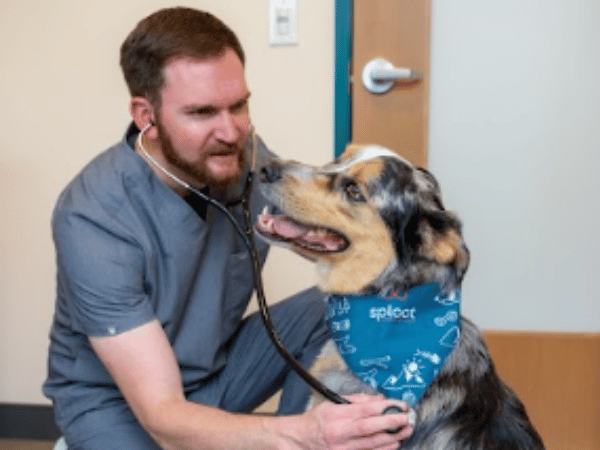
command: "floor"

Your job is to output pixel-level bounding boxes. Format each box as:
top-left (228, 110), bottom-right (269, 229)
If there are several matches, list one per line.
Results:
top-left (0, 397), bottom-right (279, 450)
top-left (0, 440), bottom-right (54, 450)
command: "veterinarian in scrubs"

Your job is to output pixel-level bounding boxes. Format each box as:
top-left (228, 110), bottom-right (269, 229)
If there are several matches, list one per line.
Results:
top-left (43, 7), bottom-right (413, 450)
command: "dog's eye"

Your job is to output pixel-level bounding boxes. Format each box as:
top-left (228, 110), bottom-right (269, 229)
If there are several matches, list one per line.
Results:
top-left (343, 181), bottom-right (366, 202)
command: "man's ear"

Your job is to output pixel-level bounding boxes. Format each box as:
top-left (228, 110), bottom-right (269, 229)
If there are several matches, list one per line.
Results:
top-left (129, 97), bottom-right (157, 139)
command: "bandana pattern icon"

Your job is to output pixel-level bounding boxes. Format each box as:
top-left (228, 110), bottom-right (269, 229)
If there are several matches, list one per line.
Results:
top-left (326, 284), bottom-right (461, 406)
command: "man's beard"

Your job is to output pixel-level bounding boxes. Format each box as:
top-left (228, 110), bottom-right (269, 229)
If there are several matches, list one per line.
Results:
top-left (156, 120), bottom-right (246, 188)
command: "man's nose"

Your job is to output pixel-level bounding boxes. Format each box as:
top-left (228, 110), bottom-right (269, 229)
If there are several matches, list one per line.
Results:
top-left (215, 111), bottom-right (242, 143)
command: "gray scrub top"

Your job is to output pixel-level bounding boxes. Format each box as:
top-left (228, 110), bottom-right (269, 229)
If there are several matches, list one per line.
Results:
top-left (43, 124), bottom-right (271, 432)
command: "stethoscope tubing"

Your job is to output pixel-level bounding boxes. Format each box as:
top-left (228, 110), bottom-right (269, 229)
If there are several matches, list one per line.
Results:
top-left (137, 123), bottom-right (349, 405)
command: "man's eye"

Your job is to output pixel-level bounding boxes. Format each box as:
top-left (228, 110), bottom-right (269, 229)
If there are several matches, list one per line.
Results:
top-left (190, 109), bottom-right (215, 117)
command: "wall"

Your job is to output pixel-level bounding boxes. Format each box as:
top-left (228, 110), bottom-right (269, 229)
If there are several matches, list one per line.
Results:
top-left (428, 0), bottom-right (600, 332)
top-left (1, 0), bottom-right (598, 406)
top-left (0, 0), bottom-right (332, 405)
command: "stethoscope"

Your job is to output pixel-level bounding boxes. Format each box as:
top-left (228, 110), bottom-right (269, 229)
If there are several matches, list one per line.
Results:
top-left (137, 123), bottom-right (406, 427)
top-left (137, 122), bottom-right (348, 405)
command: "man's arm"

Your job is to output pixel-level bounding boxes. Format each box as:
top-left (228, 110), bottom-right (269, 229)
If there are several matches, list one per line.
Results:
top-left (90, 319), bottom-right (413, 450)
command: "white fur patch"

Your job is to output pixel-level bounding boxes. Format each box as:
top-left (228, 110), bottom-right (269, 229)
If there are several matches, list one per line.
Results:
top-left (329, 145), bottom-right (411, 173)
top-left (352, 145), bottom-right (400, 163)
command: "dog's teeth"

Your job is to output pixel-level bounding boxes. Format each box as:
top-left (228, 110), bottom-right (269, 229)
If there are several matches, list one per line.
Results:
top-left (262, 216), bottom-right (274, 230)
top-left (407, 409), bottom-right (417, 427)
top-left (258, 206), bottom-right (276, 232)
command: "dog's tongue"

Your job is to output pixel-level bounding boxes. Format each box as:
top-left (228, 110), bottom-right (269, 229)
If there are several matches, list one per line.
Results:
top-left (257, 209), bottom-right (346, 251)
top-left (271, 216), bottom-right (307, 239)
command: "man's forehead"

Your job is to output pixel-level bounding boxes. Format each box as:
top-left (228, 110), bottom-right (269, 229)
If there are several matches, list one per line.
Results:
top-left (160, 51), bottom-right (248, 106)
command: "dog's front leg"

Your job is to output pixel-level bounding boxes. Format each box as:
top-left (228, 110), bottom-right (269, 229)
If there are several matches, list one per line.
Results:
top-left (306, 340), bottom-right (379, 410)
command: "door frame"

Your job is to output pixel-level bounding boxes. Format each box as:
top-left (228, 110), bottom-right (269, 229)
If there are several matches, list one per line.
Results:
top-left (334, 0), bottom-right (352, 157)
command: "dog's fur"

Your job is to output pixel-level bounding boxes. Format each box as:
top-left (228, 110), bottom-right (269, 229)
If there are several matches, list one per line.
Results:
top-left (255, 144), bottom-right (545, 450)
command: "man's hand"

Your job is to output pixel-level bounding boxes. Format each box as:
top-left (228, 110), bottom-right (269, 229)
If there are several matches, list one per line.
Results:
top-left (290, 394), bottom-right (414, 450)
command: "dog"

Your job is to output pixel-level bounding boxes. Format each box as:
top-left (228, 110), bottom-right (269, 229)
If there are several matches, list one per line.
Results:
top-left (255, 143), bottom-right (545, 450)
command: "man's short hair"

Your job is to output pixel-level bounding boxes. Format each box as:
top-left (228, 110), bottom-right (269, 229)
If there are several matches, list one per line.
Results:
top-left (120, 7), bottom-right (245, 107)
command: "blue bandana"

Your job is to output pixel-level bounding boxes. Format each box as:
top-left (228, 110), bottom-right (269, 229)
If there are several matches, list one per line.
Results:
top-left (326, 284), bottom-right (460, 406)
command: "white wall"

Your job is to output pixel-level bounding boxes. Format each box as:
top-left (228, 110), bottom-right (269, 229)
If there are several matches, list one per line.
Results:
top-left (428, 0), bottom-right (600, 332)
top-left (1, 0), bottom-right (598, 405)
top-left (0, 0), bottom-right (331, 405)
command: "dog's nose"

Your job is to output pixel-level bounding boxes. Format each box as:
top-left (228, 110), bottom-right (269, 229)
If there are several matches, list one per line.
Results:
top-left (260, 161), bottom-right (283, 183)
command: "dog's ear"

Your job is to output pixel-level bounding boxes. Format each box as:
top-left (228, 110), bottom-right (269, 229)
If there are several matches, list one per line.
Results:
top-left (416, 209), bottom-right (470, 281)
top-left (375, 206), bottom-right (469, 296)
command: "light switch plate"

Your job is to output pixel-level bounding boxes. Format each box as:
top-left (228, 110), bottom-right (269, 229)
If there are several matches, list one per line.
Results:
top-left (269, 0), bottom-right (298, 46)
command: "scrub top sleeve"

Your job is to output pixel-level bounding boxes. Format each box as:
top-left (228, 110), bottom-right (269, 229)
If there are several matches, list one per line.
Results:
top-left (53, 207), bottom-right (156, 338)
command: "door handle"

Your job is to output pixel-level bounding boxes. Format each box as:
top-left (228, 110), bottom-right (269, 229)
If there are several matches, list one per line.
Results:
top-left (361, 58), bottom-right (423, 94)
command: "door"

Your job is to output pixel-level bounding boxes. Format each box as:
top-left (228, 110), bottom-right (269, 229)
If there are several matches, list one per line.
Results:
top-left (343, 2), bottom-right (598, 450)
top-left (351, 0), bottom-right (430, 168)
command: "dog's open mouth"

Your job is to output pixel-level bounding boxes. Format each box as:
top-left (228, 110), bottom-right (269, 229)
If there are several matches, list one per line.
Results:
top-left (256, 207), bottom-right (349, 253)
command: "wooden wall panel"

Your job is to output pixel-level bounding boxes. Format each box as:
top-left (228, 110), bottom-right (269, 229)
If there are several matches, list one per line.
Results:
top-left (483, 331), bottom-right (600, 450)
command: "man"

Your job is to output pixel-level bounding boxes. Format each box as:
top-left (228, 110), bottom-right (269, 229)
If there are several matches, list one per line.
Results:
top-left (44, 7), bottom-right (413, 450)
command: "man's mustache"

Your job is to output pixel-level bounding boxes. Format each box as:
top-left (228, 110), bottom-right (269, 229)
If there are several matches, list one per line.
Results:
top-left (207, 142), bottom-right (246, 155)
